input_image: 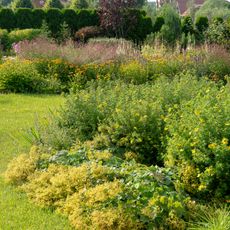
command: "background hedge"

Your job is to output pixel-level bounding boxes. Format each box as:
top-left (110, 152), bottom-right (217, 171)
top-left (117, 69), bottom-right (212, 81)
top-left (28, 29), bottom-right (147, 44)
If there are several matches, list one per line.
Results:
top-left (0, 8), bottom-right (151, 42)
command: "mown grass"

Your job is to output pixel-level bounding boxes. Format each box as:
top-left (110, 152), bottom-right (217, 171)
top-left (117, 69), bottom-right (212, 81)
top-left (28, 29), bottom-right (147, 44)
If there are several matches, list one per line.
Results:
top-left (0, 94), bottom-right (72, 229)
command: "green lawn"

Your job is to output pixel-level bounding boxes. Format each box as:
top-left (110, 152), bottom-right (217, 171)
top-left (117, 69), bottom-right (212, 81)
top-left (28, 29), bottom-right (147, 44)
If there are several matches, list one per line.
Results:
top-left (0, 94), bottom-right (72, 229)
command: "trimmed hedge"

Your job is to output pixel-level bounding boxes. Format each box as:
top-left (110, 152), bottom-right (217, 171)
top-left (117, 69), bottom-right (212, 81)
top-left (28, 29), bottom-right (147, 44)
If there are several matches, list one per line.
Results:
top-left (0, 8), bottom-right (151, 42)
top-left (0, 8), bottom-right (16, 30)
top-left (62, 9), bottom-right (78, 34)
top-left (32, 9), bottom-right (46, 29)
top-left (45, 8), bottom-right (63, 37)
top-left (123, 9), bottom-right (153, 42)
top-left (15, 8), bottom-right (34, 29)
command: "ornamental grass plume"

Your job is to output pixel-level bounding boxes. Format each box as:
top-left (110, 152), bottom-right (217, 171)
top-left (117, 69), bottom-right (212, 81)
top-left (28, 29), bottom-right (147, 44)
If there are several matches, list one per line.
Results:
top-left (14, 37), bottom-right (140, 65)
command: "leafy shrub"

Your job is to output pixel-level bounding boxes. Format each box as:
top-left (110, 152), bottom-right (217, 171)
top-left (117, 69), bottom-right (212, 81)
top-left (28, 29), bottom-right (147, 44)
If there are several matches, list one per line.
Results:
top-left (119, 60), bottom-right (149, 84)
top-left (195, 0), bottom-right (230, 20)
top-left (181, 16), bottom-right (194, 36)
top-left (153, 16), bottom-right (164, 33)
top-left (0, 59), bottom-right (61, 93)
top-left (0, 29), bottom-right (9, 51)
top-left (11, 0), bottom-right (33, 9)
top-left (70, 0), bottom-right (89, 9)
top-left (33, 58), bottom-right (76, 92)
top-left (8, 29), bottom-right (41, 46)
top-left (43, 0), bottom-right (63, 9)
top-left (72, 61), bottom-right (120, 90)
top-left (164, 80), bottom-right (230, 200)
top-left (157, 4), bottom-right (181, 47)
top-left (195, 16), bottom-right (209, 33)
top-left (21, 161), bottom-right (113, 208)
top-left (206, 19), bottom-right (230, 49)
top-left (0, 59), bottom-right (42, 93)
top-left (122, 9), bottom-right (153, 42)
top-left (195, 16), bottom-right (209, 43)
top-left (38, 75), bottom-right (216, 164)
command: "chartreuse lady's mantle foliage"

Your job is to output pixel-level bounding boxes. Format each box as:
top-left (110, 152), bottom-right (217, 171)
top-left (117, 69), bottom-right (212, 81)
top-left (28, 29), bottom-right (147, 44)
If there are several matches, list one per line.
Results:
top-left (5, 144), bottom-right (189, 230)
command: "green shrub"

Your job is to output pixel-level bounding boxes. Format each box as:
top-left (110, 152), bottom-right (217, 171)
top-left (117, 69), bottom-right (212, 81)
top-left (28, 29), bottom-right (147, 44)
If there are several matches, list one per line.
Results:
top-left (70, 0), bottom-right (89, 9)
top-left (0, 29), bottom-right (9, 51)
top-left (182, 16), bottom-right (194, 36)
top-left (165, 80), bottom-right (230, 200)
top-left (0, 60), bottom-right (42, 93)
top-left (15, 8), bottom-right (34, 29)
top-left (153, 16), bottom-right (164, 33)
top-left (195, 0), bottom-right (230, 20)
top-left (0, 59), bottom-right (61, 93)
top-left (8, 29), bottom-right (41, 45)
top-left (195, 16), bottom-right (209, 43)
top-left (119, 60), bottom-right (149, 84)
top-left (157, 4), bottom-right (181, 47)
top-left (11, 0), bottom-right (33, 9)
top-left (206, 19), bottom-right (230, 49)
top-left (44, 0), bottom-right (63, 9)
top-left (0, 8), bottom-right (15, 30)
top-left (33, 58), bottom-right (76, 92)
top-left (38, 75), bottom-right (215, 164)
top-left (123, 9), bottom-right (153, 42)
top-left (195, 16), bottom-right (209, 33)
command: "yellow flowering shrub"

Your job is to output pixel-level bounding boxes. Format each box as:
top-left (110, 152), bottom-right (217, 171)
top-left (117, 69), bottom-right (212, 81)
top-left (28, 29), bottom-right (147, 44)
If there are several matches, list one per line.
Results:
top-left (0, 59), bottom-right (45, 93)
top-left (119, 60), bottom-right (148, 84)
top-left (165, 81), bottom-right (230, 199)
top-left (142, 194), bottom-right (186, 230)
top-left (4, 146), bottom-right (40, 185)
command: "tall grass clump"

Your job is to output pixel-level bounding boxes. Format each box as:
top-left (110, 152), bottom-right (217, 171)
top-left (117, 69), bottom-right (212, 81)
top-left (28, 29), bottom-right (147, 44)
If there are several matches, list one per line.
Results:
top-left (188, 205), bottom-right (230, 230)
top-left (14, 37), bottom-right (139, 65)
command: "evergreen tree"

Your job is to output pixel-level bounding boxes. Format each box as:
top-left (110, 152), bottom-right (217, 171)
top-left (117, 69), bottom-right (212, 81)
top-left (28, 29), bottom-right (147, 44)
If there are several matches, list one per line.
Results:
top-left (70, 0), bottom-right (89, 9)
top-left (11, 0), bottom-right (33, 9)
top-left (43, 0), bottom-right (63, 9)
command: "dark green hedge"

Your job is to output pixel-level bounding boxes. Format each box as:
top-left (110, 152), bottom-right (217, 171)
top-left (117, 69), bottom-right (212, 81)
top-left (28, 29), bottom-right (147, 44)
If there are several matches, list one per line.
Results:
top-left (0, 8), bottom-right (99, 32)
top-left (15, 8), bottom-right (34, 29)
top-left (123, 9), bottom-right (153, 42)
top-left (32, 9), bottom-right (46, 29)
top-left (0, 8), bottom-right (152, 42)
top-left (0, 8), bottom-right (16, 30)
